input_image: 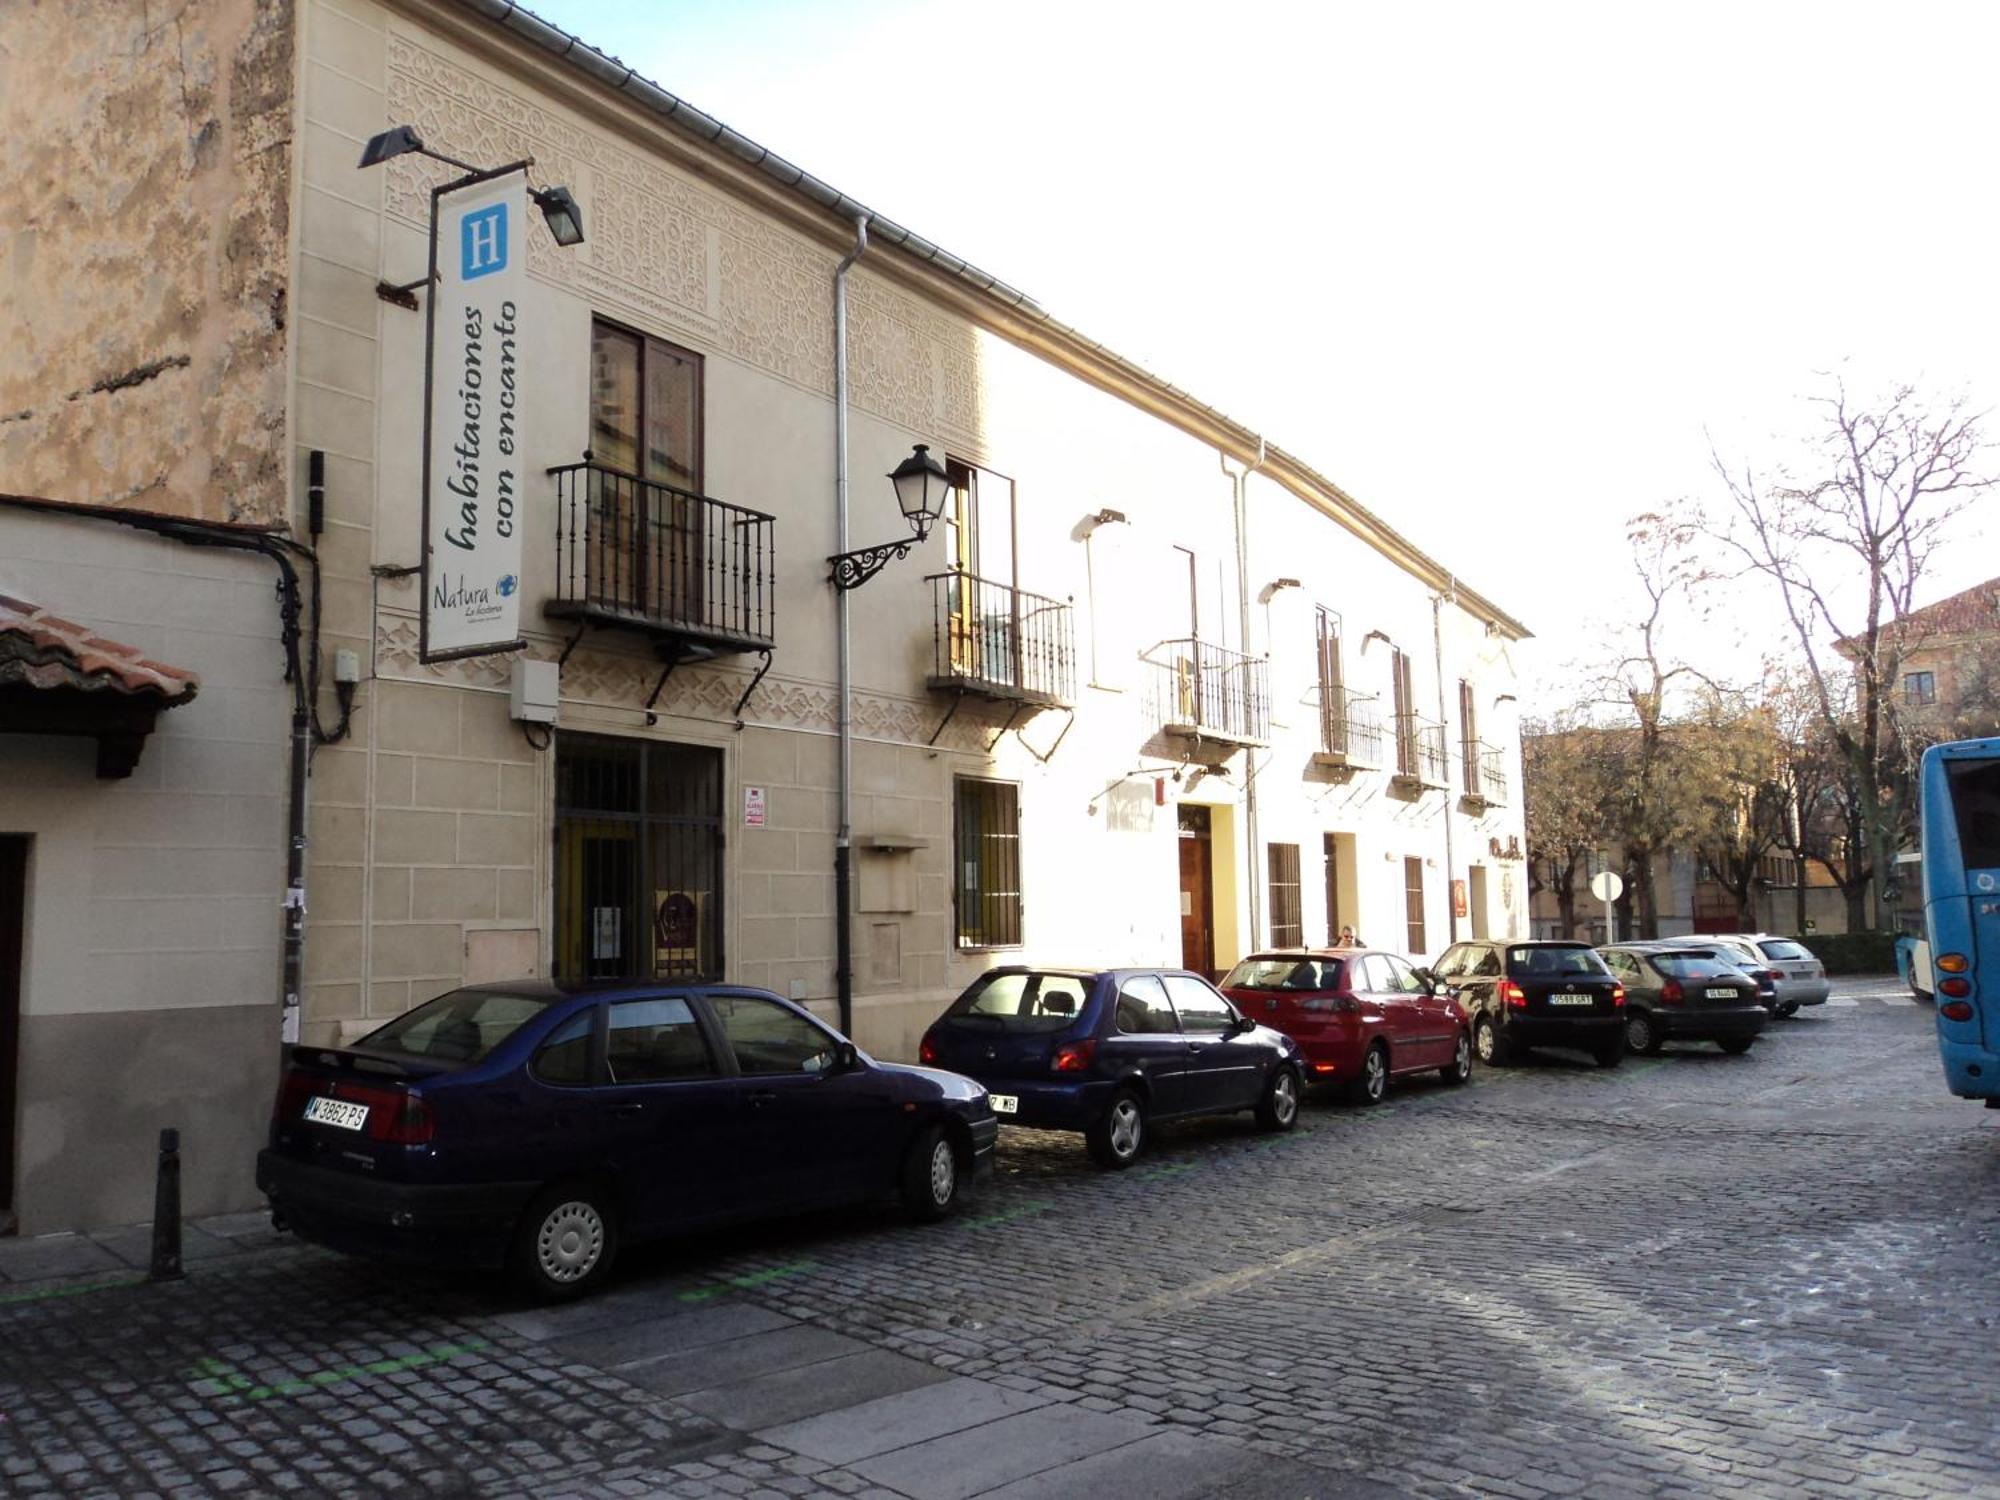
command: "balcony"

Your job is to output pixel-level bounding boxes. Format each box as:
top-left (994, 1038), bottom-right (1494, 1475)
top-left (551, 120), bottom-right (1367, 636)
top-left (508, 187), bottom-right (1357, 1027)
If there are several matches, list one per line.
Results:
top-left (1391, 712), bottom-right (1449, 791)
top-left (1313, 686), bottom-right (1385, 770)
top-left (1145, 638), bottom-right (1270, 748)
top-left (925, 571), bottom-right (1075, 707)
top-left (546, 461), bottom-right (776, 655)
top-left (1459, 739), bottom-right (1508, 807)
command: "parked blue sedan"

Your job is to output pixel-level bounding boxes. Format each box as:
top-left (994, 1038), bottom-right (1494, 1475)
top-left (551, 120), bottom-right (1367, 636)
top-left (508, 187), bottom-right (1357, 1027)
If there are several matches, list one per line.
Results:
top-left (918, 967), bottom-right (1305, 1167)
top-left (258, 981), bottom-right (997, 1299)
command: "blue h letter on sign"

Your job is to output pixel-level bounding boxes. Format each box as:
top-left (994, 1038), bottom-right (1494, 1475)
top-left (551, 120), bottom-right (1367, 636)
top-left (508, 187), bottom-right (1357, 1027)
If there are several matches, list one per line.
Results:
top-left (461, 204), bottom-right (508, 280)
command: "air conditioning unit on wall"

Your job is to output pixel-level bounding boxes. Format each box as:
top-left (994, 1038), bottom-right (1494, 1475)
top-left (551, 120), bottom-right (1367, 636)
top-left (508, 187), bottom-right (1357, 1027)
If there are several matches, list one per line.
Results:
top-left (510, 659), bottom-right (559, 724)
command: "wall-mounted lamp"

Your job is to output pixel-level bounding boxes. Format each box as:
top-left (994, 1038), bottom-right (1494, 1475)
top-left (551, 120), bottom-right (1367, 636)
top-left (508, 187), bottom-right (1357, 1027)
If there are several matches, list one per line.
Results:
top-left (828, 444), bottom-right (951, 590)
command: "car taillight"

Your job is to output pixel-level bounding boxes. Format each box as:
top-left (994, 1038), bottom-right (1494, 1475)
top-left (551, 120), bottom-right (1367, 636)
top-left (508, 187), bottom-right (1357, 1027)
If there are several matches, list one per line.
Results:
top-left (1499, 980), bottom-right (1527, 1010)
top-left (1051, 1039), bottom-right (1097, 1073)
top-left (1939, 999), bottom-right (1975, 1021)
top-left (1939, 978), bottom-right (1972, 1000)
top-left (1660, 980), bottom-right (1684, 1005)
top-left (919, 1030), bottom-right (940, 1065)
top-left (1611, 984), bottom-right (1626, 1008)
top-left (330, 1080), bottom-right (434, 1145)
top-left (1938, 952), bottom-right (1970, 974)
top-left (273, 1068), bottom-right (315, 1127)
top-left (1301, 994), bottom-right (1360, 1013)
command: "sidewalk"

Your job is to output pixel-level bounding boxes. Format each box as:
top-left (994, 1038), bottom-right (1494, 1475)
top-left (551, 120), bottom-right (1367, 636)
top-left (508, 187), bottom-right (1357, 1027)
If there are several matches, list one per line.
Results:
top-left (0, 1209), bottom-right (288, 1293)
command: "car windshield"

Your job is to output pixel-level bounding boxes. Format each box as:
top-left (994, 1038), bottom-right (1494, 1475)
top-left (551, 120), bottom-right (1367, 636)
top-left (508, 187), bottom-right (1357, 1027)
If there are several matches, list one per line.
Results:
top-left (1506, 947), bottom-right (1608, 977)
top-left (943, 972), bottom-right (1093, 1032)
top-left (1220, 957), bottom-right (1334, 991)
top-left (357, 988), bottom-right (558, 1064)
top-left (1757, 939), bottom-right (1812, 961)
top-left (1650, 953), bottom-right (1738, 981)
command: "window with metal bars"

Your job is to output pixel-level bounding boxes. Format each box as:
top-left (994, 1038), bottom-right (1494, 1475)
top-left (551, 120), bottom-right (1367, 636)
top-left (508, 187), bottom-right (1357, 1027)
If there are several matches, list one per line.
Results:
top-left (1404, 856), bottom-right (1427, 955)
top-left (954, 778), bottom-right (1022, 948)
top-left (1268, 843), bottom-right (1303, 947)
top-left (554, 734), bottom-right (723, 981)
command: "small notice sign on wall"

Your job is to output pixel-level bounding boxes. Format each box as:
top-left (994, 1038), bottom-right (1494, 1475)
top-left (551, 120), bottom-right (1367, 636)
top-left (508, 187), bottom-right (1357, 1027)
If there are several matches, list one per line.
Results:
top-left (743, 786), bottom-right (767, 827)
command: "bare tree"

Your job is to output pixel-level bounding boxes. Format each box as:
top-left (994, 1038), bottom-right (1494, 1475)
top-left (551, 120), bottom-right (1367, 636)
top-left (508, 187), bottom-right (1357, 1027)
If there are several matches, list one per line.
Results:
top-left (1682, 692), bottom-right (1791, 929)
top-left (1707, 378), bottom-right (1993, 928)
top-left (1523, 712), bottom-right (1615, 938)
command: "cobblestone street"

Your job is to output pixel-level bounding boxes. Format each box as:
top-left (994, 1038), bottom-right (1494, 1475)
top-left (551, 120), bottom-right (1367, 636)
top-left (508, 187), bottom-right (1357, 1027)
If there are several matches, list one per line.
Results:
top-left (3, 979), bottom-right (1996, 1498)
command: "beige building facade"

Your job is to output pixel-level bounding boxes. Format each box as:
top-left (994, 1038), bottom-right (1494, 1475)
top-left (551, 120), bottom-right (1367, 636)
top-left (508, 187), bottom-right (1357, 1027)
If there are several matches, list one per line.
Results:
top-left (2, 0), bottom-right (1530, 1233)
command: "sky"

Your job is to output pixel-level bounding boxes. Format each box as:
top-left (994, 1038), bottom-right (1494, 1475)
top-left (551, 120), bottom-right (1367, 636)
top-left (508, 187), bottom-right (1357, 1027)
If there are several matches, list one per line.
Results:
top-left (523, 0), bottom-right (1999, 704)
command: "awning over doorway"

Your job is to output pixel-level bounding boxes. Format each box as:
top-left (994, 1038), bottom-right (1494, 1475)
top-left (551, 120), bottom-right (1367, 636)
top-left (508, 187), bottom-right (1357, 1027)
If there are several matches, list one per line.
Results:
top-left (0, 593), bottom-right (200, 778)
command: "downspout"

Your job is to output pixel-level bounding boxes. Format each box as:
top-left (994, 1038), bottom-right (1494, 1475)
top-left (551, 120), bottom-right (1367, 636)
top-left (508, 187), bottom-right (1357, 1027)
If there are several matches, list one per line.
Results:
top-left (833, 215), bottom-right (869, 1037)
top-left (1221, 439), bottom-right (1266, 946)
top-left (1433, 579), bottom-right (1457, 948)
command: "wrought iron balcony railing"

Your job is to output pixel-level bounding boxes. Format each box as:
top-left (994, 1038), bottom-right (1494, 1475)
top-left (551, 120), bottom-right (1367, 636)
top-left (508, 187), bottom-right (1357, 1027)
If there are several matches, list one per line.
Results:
top-left (926, 571), bottom-right (1075, 706)
top-left (547, 461), bottom-right (776, 652)
top-left (1394, 712), bottom-right (1450, 787)
top-left (1478, 742), bottom-right (1509, 804)
top-left (1146, 638), bottom-right (1270, 745)
top-left (1317, 685), bottom-right (1385, 767)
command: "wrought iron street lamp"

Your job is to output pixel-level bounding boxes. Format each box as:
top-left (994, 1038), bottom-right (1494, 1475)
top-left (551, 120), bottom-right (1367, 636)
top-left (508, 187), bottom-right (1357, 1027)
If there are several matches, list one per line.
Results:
top-left (829, 444), bottom-right (952, 590)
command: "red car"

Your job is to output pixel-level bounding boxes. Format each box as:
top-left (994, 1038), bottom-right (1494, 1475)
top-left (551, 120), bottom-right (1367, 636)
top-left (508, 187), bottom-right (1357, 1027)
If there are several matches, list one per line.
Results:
top-left (1218, 948), bottom-right (1472, 1104)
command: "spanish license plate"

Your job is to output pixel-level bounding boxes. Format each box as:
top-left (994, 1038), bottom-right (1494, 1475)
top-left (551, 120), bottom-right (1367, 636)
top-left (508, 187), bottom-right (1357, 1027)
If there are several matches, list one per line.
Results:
top-left (1548, 993), bottom-right (1594, 1006)
top-left (1706, 986), bottom-right (1739, 999)
top-left (303, 1096), bottom-right (369, 1131)
top-left (988, 1094), bottom-right (1019, 1115)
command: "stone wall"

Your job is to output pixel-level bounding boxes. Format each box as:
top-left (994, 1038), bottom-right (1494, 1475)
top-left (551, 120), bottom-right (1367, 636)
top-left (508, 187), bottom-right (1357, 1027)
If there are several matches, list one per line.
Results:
top-left (0, 0), bottom-right (294, 525)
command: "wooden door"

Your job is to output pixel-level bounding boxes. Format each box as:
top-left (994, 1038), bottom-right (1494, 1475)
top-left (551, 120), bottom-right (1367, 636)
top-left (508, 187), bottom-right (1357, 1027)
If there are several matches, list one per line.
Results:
top-left (0, 836), bottom-right (25, 1223)
top-left (1178, 808), bottom-right (1215, 978)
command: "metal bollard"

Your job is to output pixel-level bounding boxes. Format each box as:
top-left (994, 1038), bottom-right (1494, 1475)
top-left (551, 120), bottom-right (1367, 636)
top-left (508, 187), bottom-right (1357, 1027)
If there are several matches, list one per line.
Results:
top-left (149, 1127), bottom-right (184, 1283)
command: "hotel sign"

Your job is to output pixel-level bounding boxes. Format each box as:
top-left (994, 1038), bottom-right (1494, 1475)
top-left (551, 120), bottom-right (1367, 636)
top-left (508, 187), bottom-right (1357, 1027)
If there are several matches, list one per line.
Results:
top-left (421, 175), bottom-right (528, 661)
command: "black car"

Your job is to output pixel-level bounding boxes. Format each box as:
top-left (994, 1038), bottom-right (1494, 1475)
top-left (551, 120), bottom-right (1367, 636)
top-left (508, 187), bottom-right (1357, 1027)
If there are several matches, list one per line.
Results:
top-left (1597, 944), bottom-right (1769, 1055)
top-left (258, 981), bottom-right (997, 1300)
top-left (918, 967), bottom-right (1306, 1167)
top-left (1427, 940), bottom-right (1625, 1068)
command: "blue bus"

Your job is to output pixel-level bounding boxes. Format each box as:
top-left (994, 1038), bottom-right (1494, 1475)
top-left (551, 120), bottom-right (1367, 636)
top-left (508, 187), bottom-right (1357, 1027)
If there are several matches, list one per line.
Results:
top-left (1919, 737), bottom-right (2000, 1105)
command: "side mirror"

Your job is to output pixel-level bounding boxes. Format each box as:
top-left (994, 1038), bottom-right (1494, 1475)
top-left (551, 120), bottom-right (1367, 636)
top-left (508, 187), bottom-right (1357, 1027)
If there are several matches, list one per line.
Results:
top-left (832, 1041), bottom-right (859, 1072)
top-left (1413, 966), bottom-right (1435, 987)
top-left (1229, 1013), bottom-right (1255, 1035)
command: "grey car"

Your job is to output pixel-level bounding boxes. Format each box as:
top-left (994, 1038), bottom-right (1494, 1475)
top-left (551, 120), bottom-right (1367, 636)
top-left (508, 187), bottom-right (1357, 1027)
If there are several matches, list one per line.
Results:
top-left (1656, 933), bottom-right (1829, 1017)
top-left (1598, 943), bottom-right (1768, 1055)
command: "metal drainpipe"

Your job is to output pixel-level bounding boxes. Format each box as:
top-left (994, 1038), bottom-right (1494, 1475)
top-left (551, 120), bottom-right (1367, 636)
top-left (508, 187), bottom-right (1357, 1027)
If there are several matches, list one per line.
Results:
top-left (1433, 579), bottom-right (1458, 948)
top-left (1221, 439), bottom-right (1266, 947)
top-left (833, 215), bottom-right (868, 1037)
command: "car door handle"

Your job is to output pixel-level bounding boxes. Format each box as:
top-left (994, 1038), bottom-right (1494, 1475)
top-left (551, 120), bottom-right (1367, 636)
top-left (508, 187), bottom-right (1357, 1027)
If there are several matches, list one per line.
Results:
top-left (747, 1091), bottom-right (779, 1108)
top-left (608, 1104), bottom-right (644, 1120)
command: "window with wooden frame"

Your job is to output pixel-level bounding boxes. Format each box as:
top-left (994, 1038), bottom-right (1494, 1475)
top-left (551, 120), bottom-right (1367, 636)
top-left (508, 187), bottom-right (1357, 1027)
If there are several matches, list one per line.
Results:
top-left (1404, 856), bottom-right (1427, 954)
top-left (587, 319), bottom-right (704, 619)
top-left (954, 778), bottom-right (1022, 948)
top-left (1268, 843), bottom-right (1303, 947)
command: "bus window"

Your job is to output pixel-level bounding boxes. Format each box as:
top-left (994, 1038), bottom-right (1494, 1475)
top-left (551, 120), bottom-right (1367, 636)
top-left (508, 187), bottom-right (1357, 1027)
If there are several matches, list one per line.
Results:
top-left (1946, 758), bottom-right (2000, 868)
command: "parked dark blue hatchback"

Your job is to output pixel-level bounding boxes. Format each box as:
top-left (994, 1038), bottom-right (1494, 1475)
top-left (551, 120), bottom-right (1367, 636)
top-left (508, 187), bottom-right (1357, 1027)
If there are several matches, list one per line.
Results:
top-left (918, 967), bottom-right (1305, 1167)
top-left (257, 981), bottom-right (996, 1299)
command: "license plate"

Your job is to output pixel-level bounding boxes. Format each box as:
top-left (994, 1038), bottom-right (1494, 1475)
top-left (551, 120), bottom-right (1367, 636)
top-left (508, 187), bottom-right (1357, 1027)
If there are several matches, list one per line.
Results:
top-left (303, 1096), bottom-right (369, 1131)
top-left (1548, 993), bottom-right (1594, 1006)
top-left (988, 1094), bottom-right (1018, 1115)
top-left (1706, 986), bottom-right (1739, 999)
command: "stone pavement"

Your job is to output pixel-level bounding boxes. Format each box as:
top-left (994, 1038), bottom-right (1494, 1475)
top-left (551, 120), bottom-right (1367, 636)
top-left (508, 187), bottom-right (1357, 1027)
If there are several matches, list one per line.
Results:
top-left (2, 977), bottom-right (1997, 1498)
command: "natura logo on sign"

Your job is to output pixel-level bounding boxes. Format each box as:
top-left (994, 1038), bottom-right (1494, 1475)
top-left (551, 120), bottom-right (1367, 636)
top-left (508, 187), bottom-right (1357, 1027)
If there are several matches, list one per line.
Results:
top-left (461, 204), bottom-right (508, 280)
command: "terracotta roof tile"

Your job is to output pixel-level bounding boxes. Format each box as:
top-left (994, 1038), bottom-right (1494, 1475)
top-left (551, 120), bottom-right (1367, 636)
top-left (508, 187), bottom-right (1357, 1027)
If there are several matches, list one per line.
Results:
top-left (0, 593), bottom-right (200, 703)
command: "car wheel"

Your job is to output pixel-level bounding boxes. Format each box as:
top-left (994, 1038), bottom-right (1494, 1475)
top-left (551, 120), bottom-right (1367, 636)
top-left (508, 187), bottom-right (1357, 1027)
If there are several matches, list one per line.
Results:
top-left (1472, 1015), bottom-right (1507, 1068)
top-left (1775, 1000), bottom-right (1799, 1018)
top-left (510, 1183), bottom-right (618, 1303)
top-left (1718, 1037), bottom-right (1755, 1055)
top-left (1255, 1066), bottom-right (1302, 1132)
top-left (1086, 1088), bottom-right (1147, 1169)
top-left (1625, 1012), bottom-right (1663, 1056)
top-left (1344, 1042), bottom-right (1389, 1106)
top-left (1592, 1037), bottom-right (1625, 1069)
top-left (900, 1123), bottom-right (959, 1222)
top-left (1441, 1030), bottom-right (1473, 1086)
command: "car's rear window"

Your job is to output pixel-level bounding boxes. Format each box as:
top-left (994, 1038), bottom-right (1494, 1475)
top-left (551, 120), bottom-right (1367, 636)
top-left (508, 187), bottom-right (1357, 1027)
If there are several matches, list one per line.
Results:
top-left (945, 972), bottom-right (1093, 1032)
top-left (1221, 957), bottom-right (1339, 991)
top-left (1757, 939), bottom-right (1812, 961)
top-left (1650, 953), bottom-right (1738, 981)
top-left (358, 989), bottom-right (556, 1064)
top-left (1506, 947), bottom-right (1609, 977)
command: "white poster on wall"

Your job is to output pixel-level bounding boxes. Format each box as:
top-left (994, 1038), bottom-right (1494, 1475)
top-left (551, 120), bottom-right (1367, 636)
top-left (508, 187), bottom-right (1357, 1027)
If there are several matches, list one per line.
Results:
top-left (422, 174), bottom-right (528, 661)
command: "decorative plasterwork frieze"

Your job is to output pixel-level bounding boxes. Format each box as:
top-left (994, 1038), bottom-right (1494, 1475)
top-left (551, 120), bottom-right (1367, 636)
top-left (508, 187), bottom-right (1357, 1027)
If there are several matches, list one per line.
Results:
top-left (382, 31), bottom-right (986, 455)
top-left (373, 613), bottom-right (1004, 754)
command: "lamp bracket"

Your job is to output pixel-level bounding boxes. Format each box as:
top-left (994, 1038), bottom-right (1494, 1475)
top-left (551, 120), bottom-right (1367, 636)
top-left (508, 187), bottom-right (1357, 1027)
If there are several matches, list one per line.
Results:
top-left (376, 276), bottom-right (430, 311)
top-left (829, 536), bottom-right (918, 591)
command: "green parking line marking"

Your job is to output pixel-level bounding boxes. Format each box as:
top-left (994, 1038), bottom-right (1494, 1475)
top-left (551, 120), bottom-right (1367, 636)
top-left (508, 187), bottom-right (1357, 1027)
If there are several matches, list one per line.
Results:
top-left (188, 1340), bottom-right (487, 1403)
top-left (675, 1258), bottom-right (817, 1302)
top-left (0, 1275), bottom-right (146, 1308)
top-left (956, 1198), bottom-right (1053, 1230)
top-left (1135, 1162), bottom-right (1194, 1180)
